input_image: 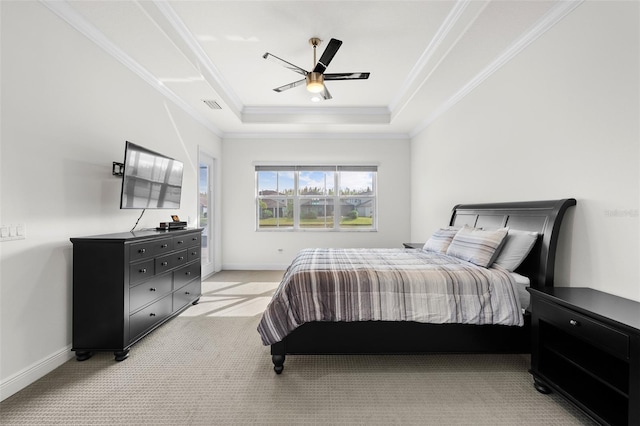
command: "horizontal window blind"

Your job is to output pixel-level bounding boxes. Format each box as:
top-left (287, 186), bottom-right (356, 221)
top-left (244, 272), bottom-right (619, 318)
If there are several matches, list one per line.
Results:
top-left (255, 165), bottom-right (377, 172)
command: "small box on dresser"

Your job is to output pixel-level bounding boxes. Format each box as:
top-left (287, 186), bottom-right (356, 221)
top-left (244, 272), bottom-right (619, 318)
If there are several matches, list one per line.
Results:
top-left (71, 228), bottom-right (202, 361)
top-left (527, 287), bottom-right (640, 426)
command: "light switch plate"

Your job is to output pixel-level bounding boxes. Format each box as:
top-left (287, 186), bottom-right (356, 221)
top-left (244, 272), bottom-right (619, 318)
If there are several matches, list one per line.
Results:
top-left (0, 224), bottom-right (26, 241)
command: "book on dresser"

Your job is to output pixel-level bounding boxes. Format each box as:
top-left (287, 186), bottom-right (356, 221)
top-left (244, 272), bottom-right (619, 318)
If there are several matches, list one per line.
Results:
top-left (70, 228), bottom-right (203, 361)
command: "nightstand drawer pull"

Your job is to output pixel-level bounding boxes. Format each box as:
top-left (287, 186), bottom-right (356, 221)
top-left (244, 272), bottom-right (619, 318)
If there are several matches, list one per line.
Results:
top-left (161, 261), bottom-right (168, 266)
top-left (139, 268), bottom-right (147, 274)
top-left (138, 248), bottom-right (146, 254)
top-left (569, 319), bottom-right (579, 326)
top-left (149, 287), bottom-right (156, 292)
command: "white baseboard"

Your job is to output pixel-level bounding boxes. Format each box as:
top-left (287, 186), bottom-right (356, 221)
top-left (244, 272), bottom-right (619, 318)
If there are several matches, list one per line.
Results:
top-left (0, 345), bottom-right (74, 402)
top-left (221, 263), bottom-right (289, 271)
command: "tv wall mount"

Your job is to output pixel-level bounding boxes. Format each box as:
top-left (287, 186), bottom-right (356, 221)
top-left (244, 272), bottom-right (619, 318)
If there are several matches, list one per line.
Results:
top-left (113, 162), bottom-right (124, 176)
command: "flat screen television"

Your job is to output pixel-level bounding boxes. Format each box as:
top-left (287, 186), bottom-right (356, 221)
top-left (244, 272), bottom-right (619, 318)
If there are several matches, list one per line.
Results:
top-left (120, 141), bottom-right (184, 209)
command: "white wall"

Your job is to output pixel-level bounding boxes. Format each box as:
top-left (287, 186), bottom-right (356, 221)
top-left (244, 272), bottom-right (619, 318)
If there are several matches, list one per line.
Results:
top-left (411, 1), bottom-right (639, 301)
top-left (0, 2), bottom-right (222, 400)
top-left (221, 137), bottom-right (411, 269)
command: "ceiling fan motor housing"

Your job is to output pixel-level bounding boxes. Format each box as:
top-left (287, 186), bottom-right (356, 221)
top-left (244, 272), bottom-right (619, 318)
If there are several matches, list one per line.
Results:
top-left (306, 72), bottom-right (324, 93)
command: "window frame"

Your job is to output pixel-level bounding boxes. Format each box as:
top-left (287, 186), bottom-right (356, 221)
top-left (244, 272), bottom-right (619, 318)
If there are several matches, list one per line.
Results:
top-left (256, 165), bottom-right (377, 232)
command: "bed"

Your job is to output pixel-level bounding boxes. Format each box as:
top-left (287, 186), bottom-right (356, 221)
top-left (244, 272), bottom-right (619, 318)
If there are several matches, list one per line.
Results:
top-left (258, 199), bottom-right (576, 373)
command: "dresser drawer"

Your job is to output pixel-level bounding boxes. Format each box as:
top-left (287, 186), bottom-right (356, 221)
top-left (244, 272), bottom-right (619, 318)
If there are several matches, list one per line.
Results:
top-left (152, 238), bottom-right (173, 256)
top-left (173, 279), bottom-right (200, 311)
top-left (172, 235), bottom-right (189, 250)
top-left (129, 273), bottom-right (172, 313)
top-left (155, 250), bottom-right (188, 274)
top-left (187, 246), bottom-right (200, 262)
top-left (174, 262), bottom-right (201, 290)
top-left (537, 298), bottom-right (629, 359)
top-left (129, 259), bottom-right (155, 285)
top-left (130, 241), bottom-right (155, 261)
top-left (186, 233), bottom-right (201, 248)
top-left (129, 295), bottom-right (172, 341)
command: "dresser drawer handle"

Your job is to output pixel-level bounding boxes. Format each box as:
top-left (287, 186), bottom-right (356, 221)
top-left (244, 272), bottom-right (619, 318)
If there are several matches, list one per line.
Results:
top-left (185, 291), bottom-right (190, 295)
top-left (161, 261), bottom-right (168, 266)
top-left (192, 237), bottom-right (198, 241)
top-left (191, 251), bottom-right (197, 256)
top-left (185, 271), bottom-right (191, 276)
top-left (139, 268), bottom-right (147, 274)
top-left (569, 319), bottom-right (579, 326)
top-left (177, 240), bottom-right (184, 245)
top-left (149, 287), bottom-right (156, 292)
top-left (138, 248), bottom-right (146, 254)
top-left (178, 256), bottom-right (184, 261)
top-left (149, 313), bottom-right (156, 317)
top-left (161, 244), bottom-right (168, 248)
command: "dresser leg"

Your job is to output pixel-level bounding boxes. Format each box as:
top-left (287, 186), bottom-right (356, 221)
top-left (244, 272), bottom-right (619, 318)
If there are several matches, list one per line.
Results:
top-left (75, 351), bottom-right (93, 361)
top-left (114, 349), bottom-right (130, 362)
top-left (533, 378), bottom-right (552, 394)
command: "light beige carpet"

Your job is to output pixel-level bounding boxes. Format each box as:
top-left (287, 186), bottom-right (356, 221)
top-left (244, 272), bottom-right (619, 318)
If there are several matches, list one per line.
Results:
top-left (0, 270), bottom-right (595, 425)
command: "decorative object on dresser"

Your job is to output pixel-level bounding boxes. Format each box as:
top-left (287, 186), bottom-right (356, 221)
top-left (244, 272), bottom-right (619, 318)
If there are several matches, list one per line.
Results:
top-left (528, 287), bottom-right (640, 426)
top-left (70, 228), bottom-right (202, 361)
top-left (260, 199), bottom-right (576, 374)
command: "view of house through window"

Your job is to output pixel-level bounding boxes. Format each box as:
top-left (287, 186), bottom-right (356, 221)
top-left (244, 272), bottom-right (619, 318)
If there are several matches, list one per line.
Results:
top-left (256, 165), bottom-right (377, 231)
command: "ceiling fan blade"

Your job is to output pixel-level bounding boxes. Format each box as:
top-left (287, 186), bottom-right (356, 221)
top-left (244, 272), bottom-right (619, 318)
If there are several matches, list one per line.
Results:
top-left (324, 72), bottom-right (370, 81)
top-left (263, 52), bottom-right (308, 76)
top-left (313, 38), bottom-right (342, 74)
top-left (321, 85), bottom-right (332, 100)
top-left (273, 79), bottom-right (305, 92)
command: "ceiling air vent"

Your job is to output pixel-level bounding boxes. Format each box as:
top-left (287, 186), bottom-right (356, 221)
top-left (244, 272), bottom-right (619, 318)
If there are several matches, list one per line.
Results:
top-left (202, 99), bottom-right (222, 110)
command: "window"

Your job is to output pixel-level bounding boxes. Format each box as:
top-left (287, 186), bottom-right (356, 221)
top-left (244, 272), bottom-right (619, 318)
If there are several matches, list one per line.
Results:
top-left (256, 165), bottom-right (377, 231)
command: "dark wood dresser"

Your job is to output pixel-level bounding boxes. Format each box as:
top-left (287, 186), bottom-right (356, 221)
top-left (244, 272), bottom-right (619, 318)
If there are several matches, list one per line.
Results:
top-left (528, 287), bottom-right (640, 425)
top-left (70, 228), bottom-right (202, 361)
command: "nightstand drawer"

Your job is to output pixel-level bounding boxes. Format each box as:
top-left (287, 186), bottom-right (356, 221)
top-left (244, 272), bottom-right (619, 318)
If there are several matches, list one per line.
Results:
top-left (537, 298), bottom-right (629, 359)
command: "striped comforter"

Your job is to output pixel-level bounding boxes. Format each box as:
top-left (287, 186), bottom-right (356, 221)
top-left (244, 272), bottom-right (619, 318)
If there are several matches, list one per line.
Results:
top-left (257, 248), bottom-right (524, 346)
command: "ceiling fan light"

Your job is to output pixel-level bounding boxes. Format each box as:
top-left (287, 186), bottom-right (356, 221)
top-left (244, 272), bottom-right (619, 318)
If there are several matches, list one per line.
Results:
top-left (306, 72), bottom-right (324, 93)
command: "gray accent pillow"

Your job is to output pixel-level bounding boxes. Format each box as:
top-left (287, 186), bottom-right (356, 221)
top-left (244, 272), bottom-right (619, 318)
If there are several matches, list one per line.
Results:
top-left (446, 225), bottom-right (509, 267)
top-left (493, 229), bottom-right (539, 272)
top-left (422, 227), bottom-right (460, 253)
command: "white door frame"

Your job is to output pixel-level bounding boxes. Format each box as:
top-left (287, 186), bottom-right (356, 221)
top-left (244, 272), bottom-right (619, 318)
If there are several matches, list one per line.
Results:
top-left (198, 149), bottom-right (216, 278)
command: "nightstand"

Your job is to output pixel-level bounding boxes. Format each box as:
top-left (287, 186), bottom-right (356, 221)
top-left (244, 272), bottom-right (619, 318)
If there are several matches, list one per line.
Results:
top-left (527, 287), bottom-right (640, 426)
top-left (402, 242), bottom-right (424, 249)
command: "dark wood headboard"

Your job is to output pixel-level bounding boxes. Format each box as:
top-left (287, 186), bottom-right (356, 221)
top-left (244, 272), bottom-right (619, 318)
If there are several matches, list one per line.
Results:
top-left (449, 199), bottom-right (576, 289)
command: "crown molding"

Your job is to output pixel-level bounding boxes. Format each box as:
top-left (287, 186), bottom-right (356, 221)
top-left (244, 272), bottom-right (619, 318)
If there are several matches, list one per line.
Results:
top-left (242, 106), bottom-right (391, 124)
top-left (150, 0), bottom-right (244, 117)
top-left (410, 0), bottom-right (584, 137)
top-left (223, 132), bottom-right (410, 141)
top-left (389, 0), bottom-right (471, 117)
top-left (40, 0), bottom-right (223, 137)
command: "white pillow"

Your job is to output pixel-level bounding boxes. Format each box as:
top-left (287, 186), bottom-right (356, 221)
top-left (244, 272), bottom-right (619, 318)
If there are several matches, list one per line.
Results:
top-left (446, 225), bottom-right (509, 268)
top-left (493, 229), bottom-right (539, 272)
top-left (422, 227), bottom-right (460, 253)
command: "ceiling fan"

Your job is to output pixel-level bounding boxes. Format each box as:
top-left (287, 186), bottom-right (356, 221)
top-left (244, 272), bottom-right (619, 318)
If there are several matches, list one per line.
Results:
top-left (262, 38), bottom-right (370, 100)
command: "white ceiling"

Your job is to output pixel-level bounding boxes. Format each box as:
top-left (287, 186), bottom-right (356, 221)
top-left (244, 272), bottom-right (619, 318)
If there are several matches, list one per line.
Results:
top-left (46, 0), bottom-right (583, 138)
